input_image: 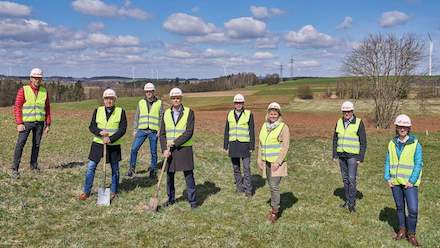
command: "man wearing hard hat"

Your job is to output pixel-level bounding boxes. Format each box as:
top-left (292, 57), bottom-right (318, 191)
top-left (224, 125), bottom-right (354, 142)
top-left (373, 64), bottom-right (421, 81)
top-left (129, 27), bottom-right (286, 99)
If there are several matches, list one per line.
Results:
top-left (11, 68), bottom-right (51, 179)
top-left (384, 114), bottom-right (423, 247)
top-left (127, 82), bottom-right (163, 179)
top-left (79, 88), bottom-right (127, 201)
top-left (332, 101), bottom-right (367, 213)
top-left (223, 94), bottom-right (255, 197)
top-left (159, 87), bottom-right (197, 209)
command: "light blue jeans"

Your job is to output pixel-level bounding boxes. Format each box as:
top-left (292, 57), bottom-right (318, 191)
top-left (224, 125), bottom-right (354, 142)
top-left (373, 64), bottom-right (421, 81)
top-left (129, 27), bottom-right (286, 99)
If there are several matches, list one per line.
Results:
top-left (83, 160), bottom-right (120, 194)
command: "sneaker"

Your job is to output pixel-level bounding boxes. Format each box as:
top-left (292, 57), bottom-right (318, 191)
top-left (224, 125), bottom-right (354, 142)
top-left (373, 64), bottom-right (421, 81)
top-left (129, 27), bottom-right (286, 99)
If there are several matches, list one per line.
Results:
top-left (79, 193), bottom-right (90, 201)
top-left (11, 170), bottom-right (20, 179)
top-left (126, 167), bottom-right (135, 177)
top-left (162, 200), bottom-right (176, 208)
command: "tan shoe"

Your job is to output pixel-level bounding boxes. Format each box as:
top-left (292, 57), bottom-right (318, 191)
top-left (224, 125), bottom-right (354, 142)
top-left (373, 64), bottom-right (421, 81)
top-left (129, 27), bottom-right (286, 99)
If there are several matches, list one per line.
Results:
top-left (79, 193), bottom-right (89, 201)
top-left (393, 228), bottom-right (407, 240)
top-left (267, 208), bottom-right (279, 224)
top-left (408, 233), bottom-right (421, 247)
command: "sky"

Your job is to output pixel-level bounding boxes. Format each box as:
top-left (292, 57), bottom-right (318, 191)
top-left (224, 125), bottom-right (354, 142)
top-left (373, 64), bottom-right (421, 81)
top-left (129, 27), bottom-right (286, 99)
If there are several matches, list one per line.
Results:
top-left (0, 0), bottom-right (439, 78)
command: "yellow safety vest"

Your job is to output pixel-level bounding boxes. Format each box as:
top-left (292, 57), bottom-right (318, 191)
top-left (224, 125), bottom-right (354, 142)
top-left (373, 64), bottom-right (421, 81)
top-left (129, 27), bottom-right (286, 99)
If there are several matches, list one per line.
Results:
top-left (228, 109), bottom-right (251, 142)
top-left (259, 122), bottom-right (285, 163)
top-left (138, 99), bottom-right (161, 131)
top-left (336, 118), bottom-right (361, 154)
top-left (22, 85), bottom-right (47, 122)
top-left (92, 106), bottom-right (123, 145)
top-left (388, 140), bottom-right (422, 186)
top-left (164, 106), bottom-right (193, 147)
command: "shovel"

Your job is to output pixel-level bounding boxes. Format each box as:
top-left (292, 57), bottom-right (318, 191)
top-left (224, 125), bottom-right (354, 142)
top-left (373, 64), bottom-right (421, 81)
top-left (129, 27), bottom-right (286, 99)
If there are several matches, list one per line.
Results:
top-left (148, 152), bottom-right (169, 212)
top-left (97, 143), bottom-right (110, 206)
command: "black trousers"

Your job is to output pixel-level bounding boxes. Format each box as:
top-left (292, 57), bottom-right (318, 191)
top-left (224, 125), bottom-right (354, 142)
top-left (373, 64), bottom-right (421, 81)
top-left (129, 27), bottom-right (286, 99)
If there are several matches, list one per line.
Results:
top-left (12, 121), bottom-right (44, 170)
top-left (167, 170), bottom-right (197, 207)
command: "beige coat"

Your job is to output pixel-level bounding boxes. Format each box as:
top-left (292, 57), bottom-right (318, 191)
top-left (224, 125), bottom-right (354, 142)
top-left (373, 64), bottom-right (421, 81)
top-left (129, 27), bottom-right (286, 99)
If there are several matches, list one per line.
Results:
top-left (257, 119), bottom-right (290, 178)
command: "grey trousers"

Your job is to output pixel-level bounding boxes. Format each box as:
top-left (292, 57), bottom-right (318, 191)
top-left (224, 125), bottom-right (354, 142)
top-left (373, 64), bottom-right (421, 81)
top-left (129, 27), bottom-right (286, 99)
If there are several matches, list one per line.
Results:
top-left (12, 121), bottom-right (44, 170)
top-left (231, 157), bottom-right (252, 194)
top-left (339, 157), bottom-right (358, 207)
top-left (265, 161), bottom-right (282, 209)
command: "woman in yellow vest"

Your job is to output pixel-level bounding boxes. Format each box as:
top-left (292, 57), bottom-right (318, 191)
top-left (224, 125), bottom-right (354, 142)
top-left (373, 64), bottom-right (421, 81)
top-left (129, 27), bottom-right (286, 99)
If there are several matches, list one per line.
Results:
top-left (79, 89), bottom-right (127, 202)
top-left (160, 88), bottom-right (197, 209)
top-left (384, 114), bottom-right (423, 247)
top-left (257, 102), bottom-right (290, 223)
top-left (224, 94), bottom-right (255, 197)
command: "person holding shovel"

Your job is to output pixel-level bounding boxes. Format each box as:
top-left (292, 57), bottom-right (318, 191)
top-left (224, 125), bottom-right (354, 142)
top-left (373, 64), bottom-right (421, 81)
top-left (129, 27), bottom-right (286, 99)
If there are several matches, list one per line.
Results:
top-left (127, 82), bottom-right (163, 179)
top-left (384, 114), bottom-right (423, 247)
top-left (159, 87), bottom-right (197, 209)
top-left (332, 101), bottom-right (367, 213)
top-left (224, 94), bottom-right (255, 197)
top-left (11, 68), bottom-right (51, 179)
top-left (79, 88), bottom-right (127, 201)
top-left (257, 102), bottom-right (290, 223)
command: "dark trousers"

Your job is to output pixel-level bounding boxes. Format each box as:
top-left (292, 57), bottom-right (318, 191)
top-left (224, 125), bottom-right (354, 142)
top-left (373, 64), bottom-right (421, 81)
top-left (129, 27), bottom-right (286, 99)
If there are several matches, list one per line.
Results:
top-left (392, 185), bottom-right (419, 234)
top-left (231, 157), bottom-right (252, 194)
top-left (167, 170), bottom-right (197, 207)
top-left (12, 121), bottom-right (44, 170)
top-left (339, 157), bottom-right (358, 207)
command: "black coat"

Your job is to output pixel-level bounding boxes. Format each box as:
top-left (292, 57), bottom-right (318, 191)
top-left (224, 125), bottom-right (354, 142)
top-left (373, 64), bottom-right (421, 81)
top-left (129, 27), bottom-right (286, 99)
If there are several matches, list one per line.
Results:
top-left (223, 110), bottom-right (255, 158)
top-left (88, 106), bottom-right (127, 164)
top-left (332, 115), bottom-right (367, 162)
top-left (160, 105), bottom-right (195, 172)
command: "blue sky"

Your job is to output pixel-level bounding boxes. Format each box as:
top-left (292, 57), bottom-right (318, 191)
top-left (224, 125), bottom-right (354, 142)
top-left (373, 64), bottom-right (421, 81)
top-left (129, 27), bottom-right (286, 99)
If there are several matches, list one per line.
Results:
top-left (0, 0), bottom-right (439, 78)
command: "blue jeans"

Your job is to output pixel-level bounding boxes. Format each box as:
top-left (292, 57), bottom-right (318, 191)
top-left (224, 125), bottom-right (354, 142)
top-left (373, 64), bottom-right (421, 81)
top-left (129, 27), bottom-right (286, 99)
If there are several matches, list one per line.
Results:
top-left (339, 157), bottom-right (358, 207)
top-left (129, 130), bottom-right (158, 170)
top-left (83, 160), bottom-right (120, 194)
top-left (391, 185), bottom-right (419, 234)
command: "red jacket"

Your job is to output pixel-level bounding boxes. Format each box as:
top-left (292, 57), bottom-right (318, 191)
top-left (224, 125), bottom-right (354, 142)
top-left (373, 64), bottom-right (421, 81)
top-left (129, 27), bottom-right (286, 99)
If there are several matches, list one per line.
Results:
top-left (14, 83), bottom-right (51, 125)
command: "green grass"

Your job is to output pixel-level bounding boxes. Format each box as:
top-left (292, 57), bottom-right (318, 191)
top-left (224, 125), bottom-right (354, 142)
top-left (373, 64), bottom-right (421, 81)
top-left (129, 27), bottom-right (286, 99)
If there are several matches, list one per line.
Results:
top-left (1, 99), bottom-right (439, 247)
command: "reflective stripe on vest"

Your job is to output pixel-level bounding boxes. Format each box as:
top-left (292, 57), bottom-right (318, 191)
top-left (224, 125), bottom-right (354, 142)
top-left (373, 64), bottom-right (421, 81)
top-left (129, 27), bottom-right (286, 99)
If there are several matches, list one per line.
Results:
top-left (92, 106), bottom-right (123, 146)
top-left (259, 122), bottom-right (285, 163)
top-left (336, 118), bottom-right (361, 154)
top-left (138, 99), bottom-right (161, 131)
top-left (164, 106), bottom-right (193, 147)
top-left (228, 109), bottom-right (251, 142)
top-left (388, 139), bottom-right (422, 186)
top-left (22, 85), bottom-right (47, 122)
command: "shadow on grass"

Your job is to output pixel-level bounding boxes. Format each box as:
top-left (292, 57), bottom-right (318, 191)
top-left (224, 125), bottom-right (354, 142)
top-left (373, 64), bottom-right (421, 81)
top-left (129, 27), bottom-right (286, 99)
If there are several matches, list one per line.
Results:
top-left (251, 174), bottom-right (265, 195)
top-left (119, 160), bottom-right (167, 192)
top-left (266, 192), bottom-right (298, 217)
top-left (379, 207), bottom-right (399, 232)
top-left (179, 181), bottom-right (221, 207)
top-left (333, 187), bottom-right (364, 202)
top-left (55, 161), bottom-right (85, 169)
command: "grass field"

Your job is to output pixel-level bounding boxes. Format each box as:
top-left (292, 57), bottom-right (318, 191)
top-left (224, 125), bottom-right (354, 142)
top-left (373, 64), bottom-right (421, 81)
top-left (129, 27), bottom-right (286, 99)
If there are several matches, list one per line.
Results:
top-left (1, 78), bottom-right (439, 247)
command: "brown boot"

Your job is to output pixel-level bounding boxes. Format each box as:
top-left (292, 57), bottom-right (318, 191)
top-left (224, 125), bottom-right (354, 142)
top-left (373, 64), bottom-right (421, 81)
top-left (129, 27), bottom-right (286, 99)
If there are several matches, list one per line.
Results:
top-left (408, 233), bottom-right (421, 247)
top-left (110, 192), bottom-right (117, 201)
top-left (79, 193), bottom-right (89, 201)
top-left (393, 228), bottom-right (407, 240)
top-left (266, 208), bottom-right (279, 224)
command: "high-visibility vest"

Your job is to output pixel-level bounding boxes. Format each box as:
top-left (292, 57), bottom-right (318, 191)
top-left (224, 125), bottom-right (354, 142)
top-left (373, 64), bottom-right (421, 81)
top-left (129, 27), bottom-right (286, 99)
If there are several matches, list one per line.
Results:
top-left (164, 106), bottom-right (193, 147)
top-left (388, 139), bottom-right (422, 186)
top-left (138, 99), bottom-right (161, 131)
top-left (22, 85), bottom-right (47, 122)
top-left (259, 122), bottom-right (285, 163)
top-left (92, 106), bottom-right (123, 145)
top-left (228, 109), bottom-right (251, 142)
top-left (336, 118), bottom-right (361, 154)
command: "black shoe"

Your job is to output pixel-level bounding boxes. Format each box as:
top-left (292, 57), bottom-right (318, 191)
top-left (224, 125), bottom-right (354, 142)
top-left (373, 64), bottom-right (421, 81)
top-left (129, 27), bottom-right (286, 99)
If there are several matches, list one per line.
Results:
top-left (340, 202), bottom-right (348, 208)
top-left (126, 167), bottom-right (135, 177)
top-left (191, 204), bottom-right (198, 209)
top-left (11, 170), bottom-right (20, 179)
top-left (162, 200), bottom-right (175, 208)
top-left (149, 169), bottom-right (157, 179)
top-left (348, 206), bottom-right (356, 213)
top-left (245, 192), bottom-right (253, 198)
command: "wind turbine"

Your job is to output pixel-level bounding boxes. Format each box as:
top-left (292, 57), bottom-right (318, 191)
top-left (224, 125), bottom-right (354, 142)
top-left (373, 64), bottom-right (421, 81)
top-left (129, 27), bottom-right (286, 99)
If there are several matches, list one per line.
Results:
top-left (428, 33), bottom-right (433, 76)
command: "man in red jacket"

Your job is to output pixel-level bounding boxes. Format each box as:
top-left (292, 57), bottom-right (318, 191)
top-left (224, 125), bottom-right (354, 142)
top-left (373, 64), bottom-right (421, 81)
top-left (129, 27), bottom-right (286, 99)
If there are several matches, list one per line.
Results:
top-left (11, 68), bottom-right (51, 179)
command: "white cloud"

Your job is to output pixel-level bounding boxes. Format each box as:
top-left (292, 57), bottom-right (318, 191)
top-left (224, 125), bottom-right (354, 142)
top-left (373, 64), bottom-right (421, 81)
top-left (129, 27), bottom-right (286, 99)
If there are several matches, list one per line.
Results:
top-left (254, 51), bottom-right (275, 60)
top-left (50, 39), bottom-right (87, 50)
top-left (72, 0), bottom-right (150, 20)
top-left (0, 18), bottom-right (55, 42)
top-left (163, 13), bottom-right (216, 36)
top-left (297, 60), bottom-right (321, 68)
top-left (379, 11), bottom-right (409, 28)
top-left (88, 22), bottom-right (105, 32)
top-left (186, 32), bottom-right (227, 43)
top-left (337, 16), bottom-right (352, 29)
top-left (167, 49), bottom-right (192, 58)
top-left (87, 33), bottom-right (140, 46)
top-left (250, 6), bottom-right (285, 19)
top-left (0, 1), bottom-right (31, 17)
top-left (255, 36), bottom-right (279, 49)
top-left (284, 25), bottom-right (336, 48)
top-left (224, 17), bottom-right (267, 39)
top-left (204, 48), bottom-right (227, 58)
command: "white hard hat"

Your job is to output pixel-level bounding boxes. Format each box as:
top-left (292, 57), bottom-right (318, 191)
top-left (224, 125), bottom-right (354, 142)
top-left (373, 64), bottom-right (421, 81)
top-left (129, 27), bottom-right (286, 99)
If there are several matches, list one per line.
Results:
top-left (341, 101), bottom-right (354, 112)
top-left (103, 88), bottom-right (117, 98)
top-left (144, 82), bottom-right (155, 91)
top-left (394, 114), bottom-right (412, 127)
top-left (30, 68), bottom-right (43, 78)
top-left (267, 102), bottom-right (281, 111)
top-left (169, 87), bottom-right (183, 97)
top-left (233, 94), bottom-right (245, 103)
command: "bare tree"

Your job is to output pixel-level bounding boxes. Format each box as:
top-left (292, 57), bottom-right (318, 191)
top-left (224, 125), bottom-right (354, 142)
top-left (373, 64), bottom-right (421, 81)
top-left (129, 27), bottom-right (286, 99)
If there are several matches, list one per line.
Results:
top-left (343, 33), bottom-right (424, 128)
